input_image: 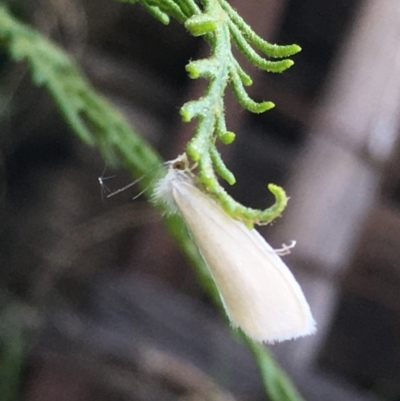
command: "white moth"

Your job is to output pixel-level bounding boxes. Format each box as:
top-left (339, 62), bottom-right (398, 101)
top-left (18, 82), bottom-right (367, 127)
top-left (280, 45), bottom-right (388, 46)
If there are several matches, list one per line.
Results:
top-left (153, 154), bottom-right (316, 343)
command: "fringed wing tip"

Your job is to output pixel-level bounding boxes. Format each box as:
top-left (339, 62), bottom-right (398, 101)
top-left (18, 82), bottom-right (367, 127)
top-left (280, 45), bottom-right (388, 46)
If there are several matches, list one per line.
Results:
top-left (245, 318), bottom-right (317, 344)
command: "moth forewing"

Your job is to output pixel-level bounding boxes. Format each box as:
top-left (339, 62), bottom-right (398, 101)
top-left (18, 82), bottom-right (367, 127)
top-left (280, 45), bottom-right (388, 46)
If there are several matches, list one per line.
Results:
top-left (171, 179), bottom-right (316, 343)
top-left (153, 154), bottom-right (316, 343)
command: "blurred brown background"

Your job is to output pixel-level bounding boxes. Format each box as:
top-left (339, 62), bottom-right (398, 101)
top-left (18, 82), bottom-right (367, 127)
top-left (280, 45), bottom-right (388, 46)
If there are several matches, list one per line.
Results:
top-left (1, 0), bottom-right (400, 400)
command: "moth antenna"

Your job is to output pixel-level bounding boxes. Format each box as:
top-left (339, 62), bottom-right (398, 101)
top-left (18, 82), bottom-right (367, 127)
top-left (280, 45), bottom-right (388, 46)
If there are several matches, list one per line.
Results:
top-left (98, 165), bottom-right (117, 200)
top-left (131, 180), bottom-right (154, 201)
top-left (106, 164), bottom-right (164, 199)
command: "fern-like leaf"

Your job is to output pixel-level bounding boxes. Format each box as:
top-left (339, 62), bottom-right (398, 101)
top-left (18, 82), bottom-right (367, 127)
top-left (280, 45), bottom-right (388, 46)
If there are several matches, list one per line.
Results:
top-left (133, 0), bottom-right (300, 226)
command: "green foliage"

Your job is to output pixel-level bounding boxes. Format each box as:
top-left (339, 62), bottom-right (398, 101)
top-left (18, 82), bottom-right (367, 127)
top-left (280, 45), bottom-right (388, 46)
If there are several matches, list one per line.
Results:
top-left (246, 338), bottom-right (307, 401)
top-left (0, 3), bottom-right (306, 401)
top-left (127, 0), bottom-right (300, 227)
top-left (0, 307), bottom-right (24, 401)
top-left (0, 4), bottom-right (161, 178)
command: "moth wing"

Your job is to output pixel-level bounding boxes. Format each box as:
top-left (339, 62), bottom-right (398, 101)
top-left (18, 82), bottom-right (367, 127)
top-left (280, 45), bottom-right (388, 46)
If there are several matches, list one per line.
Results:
top-left (172, 181), bottom-right (316, 343)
